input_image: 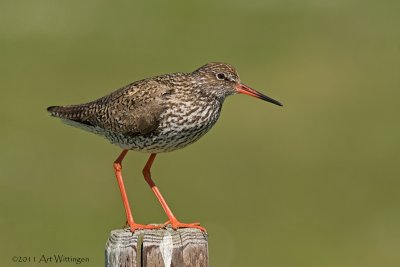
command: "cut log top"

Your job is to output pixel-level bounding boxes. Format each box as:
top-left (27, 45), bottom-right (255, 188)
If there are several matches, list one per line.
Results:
top-left (105, 227), bottom-right (208, 267)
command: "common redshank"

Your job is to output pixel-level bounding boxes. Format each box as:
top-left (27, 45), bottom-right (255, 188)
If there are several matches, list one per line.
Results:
top-left (47, 62), bottom-right (282, 232)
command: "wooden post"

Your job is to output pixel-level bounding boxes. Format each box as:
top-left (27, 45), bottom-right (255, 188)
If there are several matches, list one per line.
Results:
top-left (105, 227), bottom-right (208, 267)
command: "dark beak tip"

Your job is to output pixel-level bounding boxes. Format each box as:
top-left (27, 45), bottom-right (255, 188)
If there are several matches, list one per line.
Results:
top-left (262, 96), bottom-right (283, 107)
top-left (270, 100), bottom-right (283, 107)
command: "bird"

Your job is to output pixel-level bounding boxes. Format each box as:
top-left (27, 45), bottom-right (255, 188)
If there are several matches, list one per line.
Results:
top-left (47, 62), bottom-right (282, 232)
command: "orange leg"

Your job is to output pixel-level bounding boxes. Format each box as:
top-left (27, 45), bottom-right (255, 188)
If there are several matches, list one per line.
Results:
top-left (142, 153), bottom-right (206, 232)
top-left (113, 150), bottom-right (160, 232)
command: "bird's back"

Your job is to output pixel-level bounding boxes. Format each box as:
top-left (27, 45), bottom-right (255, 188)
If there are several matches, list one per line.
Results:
top-left (48, 75), bottom-right (177, 133)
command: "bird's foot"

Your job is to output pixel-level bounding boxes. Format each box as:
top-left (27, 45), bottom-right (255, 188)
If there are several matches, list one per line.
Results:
top-left (128, 223), bottom-right (163, 232)
top-left (163, 219), bottom-right (206, 232)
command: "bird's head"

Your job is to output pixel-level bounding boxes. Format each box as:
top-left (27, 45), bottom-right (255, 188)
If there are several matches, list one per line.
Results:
top-left (192, 62), bottom-right (282, 106)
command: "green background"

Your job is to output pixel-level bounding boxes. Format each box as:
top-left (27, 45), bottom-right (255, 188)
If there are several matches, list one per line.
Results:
top-left (1, 1), bottom-right (400, 266)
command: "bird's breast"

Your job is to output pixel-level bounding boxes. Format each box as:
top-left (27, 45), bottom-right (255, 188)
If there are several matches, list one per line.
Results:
top-left (160, 100), bottom-right (221, 132)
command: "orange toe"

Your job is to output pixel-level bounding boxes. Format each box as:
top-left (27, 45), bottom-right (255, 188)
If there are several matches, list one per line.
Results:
top-left (164, 220), bottom-right (206, 232)
top-left (128, 223), bottom-right (163, 232)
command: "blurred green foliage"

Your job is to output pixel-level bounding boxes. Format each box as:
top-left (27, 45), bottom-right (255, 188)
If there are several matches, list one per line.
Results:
top-left (1, 0), bottom-right (400, 266)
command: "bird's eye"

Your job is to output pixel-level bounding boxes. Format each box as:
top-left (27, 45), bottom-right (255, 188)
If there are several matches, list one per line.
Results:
top-left (216, 73), bottom-right (226, 80)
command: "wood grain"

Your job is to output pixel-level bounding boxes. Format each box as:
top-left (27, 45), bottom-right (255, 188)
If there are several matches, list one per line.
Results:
top-left (105, 227), bottom-right (208, 267)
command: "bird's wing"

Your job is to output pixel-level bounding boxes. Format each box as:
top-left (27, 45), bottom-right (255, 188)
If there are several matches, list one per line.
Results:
top-left (106, 100), bottom-right (166, 135)
top-left (48, 78), bottom-right (172, 136)
top-left (91, 78), bottom-right (172, 135)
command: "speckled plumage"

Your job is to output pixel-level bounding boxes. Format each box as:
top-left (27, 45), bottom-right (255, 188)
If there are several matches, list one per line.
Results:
top-left (47, 62), bottom-right (281, 153)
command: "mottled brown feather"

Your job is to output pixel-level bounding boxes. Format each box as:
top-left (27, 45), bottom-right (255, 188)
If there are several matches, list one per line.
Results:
top-left (48, 77), bottom-right (172, 135)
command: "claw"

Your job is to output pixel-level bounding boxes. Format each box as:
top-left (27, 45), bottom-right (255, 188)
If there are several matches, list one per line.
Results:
top-left (163, 220), bottom-right (206, 232)
top-left (128, 223), bottom-right (164, 232)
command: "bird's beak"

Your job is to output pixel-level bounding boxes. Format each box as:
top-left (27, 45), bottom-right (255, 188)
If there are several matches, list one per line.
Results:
top-left (236, 83), bottom-right (283, 106)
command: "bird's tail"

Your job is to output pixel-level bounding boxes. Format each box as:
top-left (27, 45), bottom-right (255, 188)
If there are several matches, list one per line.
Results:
top-left (47, 105), bottom-right (88, 121)
top-left (47, 104), bottom-right (100, 135)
